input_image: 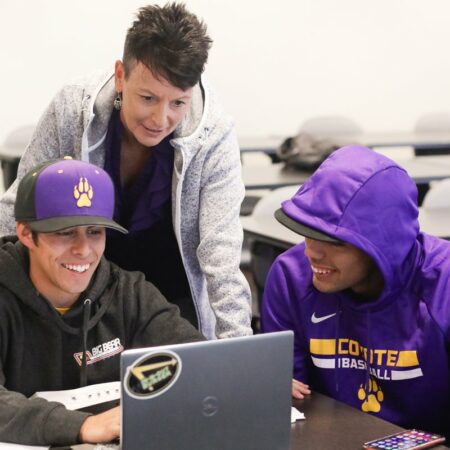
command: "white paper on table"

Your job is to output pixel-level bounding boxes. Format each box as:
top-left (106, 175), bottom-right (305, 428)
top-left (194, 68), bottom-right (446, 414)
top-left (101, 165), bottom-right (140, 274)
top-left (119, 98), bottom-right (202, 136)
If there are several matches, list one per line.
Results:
top-left (291, 406), bottom-right (306, 423)
top-left (32, 381), bottom-right (120, 410)
top-left (0, 443), bottom-right (48, 449)
top-left (93, 445), bottom-right (120, 450)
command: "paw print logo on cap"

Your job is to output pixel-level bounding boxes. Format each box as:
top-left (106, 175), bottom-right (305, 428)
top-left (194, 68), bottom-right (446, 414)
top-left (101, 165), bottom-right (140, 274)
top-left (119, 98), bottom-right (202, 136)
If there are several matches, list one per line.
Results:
top-left (358, 378), bottom-right (384, 413)
top-left (73, 177), bottom-right (93, 208)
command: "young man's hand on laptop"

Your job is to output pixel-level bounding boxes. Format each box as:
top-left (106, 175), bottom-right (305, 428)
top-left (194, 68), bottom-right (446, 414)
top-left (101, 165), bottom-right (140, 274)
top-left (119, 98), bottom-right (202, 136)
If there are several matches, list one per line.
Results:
top-left (79, 406), bottom-right (121, 443)
top-left (292, 379), bottom-right (311, 399)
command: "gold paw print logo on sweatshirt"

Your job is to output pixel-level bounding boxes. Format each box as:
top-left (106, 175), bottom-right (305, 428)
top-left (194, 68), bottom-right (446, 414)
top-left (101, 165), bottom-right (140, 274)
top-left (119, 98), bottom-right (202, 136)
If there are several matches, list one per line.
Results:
top-left (358, 378), bottom-right (384, 413)
top-left (73, 177), bottom-right (93, 207)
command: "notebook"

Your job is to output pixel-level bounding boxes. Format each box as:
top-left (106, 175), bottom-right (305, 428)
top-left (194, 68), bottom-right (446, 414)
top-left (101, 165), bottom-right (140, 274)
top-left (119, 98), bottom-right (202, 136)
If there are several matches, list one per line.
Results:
top-left (120, 331), bottom-right (294, 450)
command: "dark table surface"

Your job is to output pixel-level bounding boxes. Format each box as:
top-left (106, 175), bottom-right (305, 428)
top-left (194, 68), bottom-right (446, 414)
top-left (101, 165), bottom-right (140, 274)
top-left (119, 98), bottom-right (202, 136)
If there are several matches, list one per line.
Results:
top-left (290, 392), bottom-right (448, 449)
top-left (67, 392), bottom-right (447, 450)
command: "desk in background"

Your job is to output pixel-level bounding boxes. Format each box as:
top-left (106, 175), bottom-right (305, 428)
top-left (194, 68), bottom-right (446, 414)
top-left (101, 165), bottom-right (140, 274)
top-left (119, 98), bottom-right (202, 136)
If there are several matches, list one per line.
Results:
top-left (239, 131), bottom-right (450, 154)
top-left (2, 131), bottom-right (450, 192)
top-left (243, 154), bottom-right (450, 190)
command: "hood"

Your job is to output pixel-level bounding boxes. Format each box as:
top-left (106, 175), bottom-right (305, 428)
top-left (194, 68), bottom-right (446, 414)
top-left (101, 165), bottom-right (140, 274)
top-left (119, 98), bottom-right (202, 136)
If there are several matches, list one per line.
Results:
top-left (0, 236), bottom-right (44, 315)
top-left (281, 145), bottom-right (420, 302)
top-left (0, 236), bottom-right (116, 332)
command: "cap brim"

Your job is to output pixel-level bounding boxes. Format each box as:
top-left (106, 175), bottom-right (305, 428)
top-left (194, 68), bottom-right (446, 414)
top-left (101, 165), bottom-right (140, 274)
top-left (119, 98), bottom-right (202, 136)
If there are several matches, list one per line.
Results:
top-left (274, 209), bottom-right (341, 243)
top-left (27, 216), bottom-right (128, 234)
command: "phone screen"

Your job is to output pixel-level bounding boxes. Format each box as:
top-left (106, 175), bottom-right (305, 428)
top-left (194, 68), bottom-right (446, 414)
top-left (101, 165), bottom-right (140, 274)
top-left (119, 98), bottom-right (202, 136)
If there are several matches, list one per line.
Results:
top-left (363, 429), bottom-right (445, 450)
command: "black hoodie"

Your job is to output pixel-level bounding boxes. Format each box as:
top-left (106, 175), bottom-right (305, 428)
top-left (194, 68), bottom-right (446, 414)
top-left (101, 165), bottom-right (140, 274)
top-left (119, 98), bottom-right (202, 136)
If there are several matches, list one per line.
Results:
top-left (0, 236), bottom-right (204, 446)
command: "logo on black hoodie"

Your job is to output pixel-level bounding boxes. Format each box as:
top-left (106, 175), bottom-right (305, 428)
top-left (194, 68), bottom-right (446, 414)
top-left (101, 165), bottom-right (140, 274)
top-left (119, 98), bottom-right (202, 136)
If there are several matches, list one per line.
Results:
top-left (73, 337), bottom-right (124, 366)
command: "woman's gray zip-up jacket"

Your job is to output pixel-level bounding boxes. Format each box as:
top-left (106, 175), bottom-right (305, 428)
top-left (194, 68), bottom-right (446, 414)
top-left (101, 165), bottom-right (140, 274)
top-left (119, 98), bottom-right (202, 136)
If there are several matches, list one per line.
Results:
top-left (0, 72), bottom-right (252, 339)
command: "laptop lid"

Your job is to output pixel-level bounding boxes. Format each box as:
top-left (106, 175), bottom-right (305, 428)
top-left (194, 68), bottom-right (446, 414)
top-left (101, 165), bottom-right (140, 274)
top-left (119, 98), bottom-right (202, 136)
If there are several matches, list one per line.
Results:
top-left (120, 331), bottom-right (293, 450)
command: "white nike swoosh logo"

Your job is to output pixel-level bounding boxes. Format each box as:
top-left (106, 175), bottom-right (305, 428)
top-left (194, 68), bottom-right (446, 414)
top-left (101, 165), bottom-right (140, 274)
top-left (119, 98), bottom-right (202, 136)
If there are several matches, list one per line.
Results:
top-left (311, 312), bottom-right (337, 324)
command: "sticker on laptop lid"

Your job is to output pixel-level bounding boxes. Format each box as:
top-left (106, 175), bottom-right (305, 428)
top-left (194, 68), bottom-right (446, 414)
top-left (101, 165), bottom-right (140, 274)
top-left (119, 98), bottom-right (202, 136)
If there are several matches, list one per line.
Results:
top-left (125, 351), bottom-right (182, 399)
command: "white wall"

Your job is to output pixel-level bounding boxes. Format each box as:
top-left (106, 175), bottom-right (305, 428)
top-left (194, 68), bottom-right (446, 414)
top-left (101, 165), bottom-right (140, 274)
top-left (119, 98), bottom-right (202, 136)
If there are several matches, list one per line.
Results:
top-left (2, 0), bottom-right (450, 143)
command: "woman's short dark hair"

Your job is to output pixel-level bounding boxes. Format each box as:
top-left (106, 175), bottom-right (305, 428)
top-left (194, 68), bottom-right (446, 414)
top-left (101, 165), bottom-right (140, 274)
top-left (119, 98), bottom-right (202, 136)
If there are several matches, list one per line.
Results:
top-left (123, 2), bottom-right (212, 90)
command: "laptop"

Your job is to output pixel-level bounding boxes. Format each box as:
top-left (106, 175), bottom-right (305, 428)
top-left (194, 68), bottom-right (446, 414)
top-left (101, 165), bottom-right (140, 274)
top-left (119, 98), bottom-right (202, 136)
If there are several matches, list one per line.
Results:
top-left (120, 331), bottom-right (293, 450)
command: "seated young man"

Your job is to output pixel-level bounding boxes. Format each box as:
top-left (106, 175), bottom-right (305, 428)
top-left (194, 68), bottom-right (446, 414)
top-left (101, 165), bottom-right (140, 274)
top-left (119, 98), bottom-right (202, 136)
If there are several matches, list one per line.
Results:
top-left (261, 145), bottom-right (450, 437)
top-left (0, 158), bottom-right (203, 446)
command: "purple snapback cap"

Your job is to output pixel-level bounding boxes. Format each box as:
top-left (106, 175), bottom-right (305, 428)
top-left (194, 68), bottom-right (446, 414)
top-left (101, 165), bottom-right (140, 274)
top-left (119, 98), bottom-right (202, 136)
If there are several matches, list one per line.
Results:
top-left (15, 157), bottom-right (127, 234)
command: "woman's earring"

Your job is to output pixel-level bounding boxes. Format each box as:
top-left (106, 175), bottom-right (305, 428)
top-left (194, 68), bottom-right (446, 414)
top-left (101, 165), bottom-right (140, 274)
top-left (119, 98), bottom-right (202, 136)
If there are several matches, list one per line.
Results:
top-left (113, 92), bottom-right (122, 110)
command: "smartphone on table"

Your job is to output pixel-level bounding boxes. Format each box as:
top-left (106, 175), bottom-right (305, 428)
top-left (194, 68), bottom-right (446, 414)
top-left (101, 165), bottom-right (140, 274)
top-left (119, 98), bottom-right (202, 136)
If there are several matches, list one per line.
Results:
top-left (363, 429), bottom-right (445, 450)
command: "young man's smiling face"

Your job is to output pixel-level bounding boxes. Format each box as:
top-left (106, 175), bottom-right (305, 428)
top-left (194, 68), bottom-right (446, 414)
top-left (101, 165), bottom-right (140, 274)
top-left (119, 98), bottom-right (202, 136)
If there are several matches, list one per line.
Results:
top-left (304, 237), bottom-right (384, 299)
top-left (17, 223), bottom-right (106, 307)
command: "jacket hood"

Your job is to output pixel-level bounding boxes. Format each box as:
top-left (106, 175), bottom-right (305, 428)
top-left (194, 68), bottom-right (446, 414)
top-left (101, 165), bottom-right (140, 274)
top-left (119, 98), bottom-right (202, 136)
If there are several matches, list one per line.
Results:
top-left (0, 236), bottom-right (115, 333)
top-left (0, 236), bottom-right (44, 314)
top-left (281, 145), bottom-right (420, 301)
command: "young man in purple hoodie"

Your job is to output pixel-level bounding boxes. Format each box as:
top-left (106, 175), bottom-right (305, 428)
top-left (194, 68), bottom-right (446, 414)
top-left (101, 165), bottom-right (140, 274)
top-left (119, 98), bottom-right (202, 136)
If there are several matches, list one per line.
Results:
top-left (262, 145), bottom-right (450, 437)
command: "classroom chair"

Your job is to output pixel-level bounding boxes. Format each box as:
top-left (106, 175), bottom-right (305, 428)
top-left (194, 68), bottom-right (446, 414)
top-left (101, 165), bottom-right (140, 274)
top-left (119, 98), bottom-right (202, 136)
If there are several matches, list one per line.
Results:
top-left (244, 185), bottom-right (300, 316)
top-left (299, 115), bottom-right (363, 138)
top-left (0, 125), bottom-right (35, 190)
top-left (422, 178), bottom-right (450, 208)
top-left (414, 111), bottom-right (450, 156)
top-left (413, 112), bottom-right (450, 202)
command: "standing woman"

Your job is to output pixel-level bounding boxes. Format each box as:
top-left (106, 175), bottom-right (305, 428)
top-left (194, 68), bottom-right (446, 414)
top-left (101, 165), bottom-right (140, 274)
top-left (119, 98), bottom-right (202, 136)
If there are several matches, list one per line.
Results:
top-left (0, 3), bottom-right (252, 339)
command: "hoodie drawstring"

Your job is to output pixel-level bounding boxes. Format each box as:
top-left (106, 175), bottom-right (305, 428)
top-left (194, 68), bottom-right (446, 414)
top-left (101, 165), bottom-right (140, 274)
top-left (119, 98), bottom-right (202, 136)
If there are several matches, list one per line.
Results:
top-left (80, 298), bottom-right (92, 387)
top-left (334, 298), bottom-right (341, 393)
top-left (365, 310), bottom-right (372, 392)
